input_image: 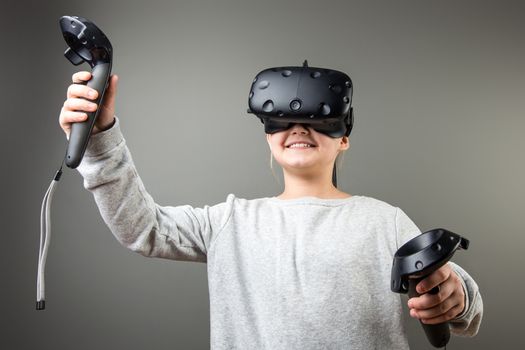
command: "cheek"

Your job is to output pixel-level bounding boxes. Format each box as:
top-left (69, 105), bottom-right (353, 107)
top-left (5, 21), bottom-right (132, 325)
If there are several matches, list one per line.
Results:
top-left (268, 134), bottom-right (285, 151)
top-left (316, 138), bottom-right (339, 151)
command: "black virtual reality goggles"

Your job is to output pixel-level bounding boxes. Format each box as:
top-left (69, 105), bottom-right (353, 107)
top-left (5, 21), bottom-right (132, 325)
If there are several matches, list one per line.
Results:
top-left (247, 60), bottom-right (354, 138)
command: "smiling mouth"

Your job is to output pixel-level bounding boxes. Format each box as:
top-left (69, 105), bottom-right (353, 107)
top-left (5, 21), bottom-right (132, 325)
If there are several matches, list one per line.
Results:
top-left (286, 143), bottom-right (316, 149)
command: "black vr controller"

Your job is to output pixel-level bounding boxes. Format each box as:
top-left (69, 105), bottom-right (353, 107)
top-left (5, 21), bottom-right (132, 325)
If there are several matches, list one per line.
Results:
top-left (247, 60), bottom-right (354, 138)
top-left (60, 15), bottom-right (113, 168)
top-left (391, 228), bottom-right (470, 348)
top-left (35, 16), bottom-right (112, 310)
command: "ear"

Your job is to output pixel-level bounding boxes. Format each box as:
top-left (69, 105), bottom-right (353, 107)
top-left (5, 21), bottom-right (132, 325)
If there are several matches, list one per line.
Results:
top-left (339, 136), bottom-right (350, 151)
top-left (266, 133), bottom-right (272, 151)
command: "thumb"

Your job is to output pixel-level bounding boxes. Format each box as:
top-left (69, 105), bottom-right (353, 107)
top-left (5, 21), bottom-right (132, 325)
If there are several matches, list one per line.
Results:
top-left (104, 74), bottom-right (119, 101)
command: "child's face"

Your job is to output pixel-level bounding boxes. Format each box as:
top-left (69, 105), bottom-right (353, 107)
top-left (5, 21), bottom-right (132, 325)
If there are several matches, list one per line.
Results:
top-left (266, 123), bottom-right (349, 173)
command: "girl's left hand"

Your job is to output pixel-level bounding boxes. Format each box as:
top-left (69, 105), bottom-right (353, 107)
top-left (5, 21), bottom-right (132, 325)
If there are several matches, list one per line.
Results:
top-left (407, 263), bottom-right (465, 324)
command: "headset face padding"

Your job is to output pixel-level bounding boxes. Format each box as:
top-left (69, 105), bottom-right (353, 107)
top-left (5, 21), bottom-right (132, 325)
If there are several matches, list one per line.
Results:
top-left (247, 61), bottom-right (354, 138)
top-left (262, 108), bottom-right (353, 138)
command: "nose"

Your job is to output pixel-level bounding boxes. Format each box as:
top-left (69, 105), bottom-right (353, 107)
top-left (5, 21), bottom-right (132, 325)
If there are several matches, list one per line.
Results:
top-left (290, 123), bottom-right (310, 134)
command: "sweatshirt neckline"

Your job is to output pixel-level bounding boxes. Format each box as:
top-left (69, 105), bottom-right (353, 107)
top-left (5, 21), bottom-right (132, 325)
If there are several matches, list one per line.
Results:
top-left (267, 195), bottom-right (361, 206)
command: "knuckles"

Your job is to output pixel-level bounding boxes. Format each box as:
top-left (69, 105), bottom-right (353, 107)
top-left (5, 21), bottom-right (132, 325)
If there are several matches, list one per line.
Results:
top-left (437, 301), bottom-right (448, 314)
top-left (452, 271), bottom-right (462, 286)
top-left (437, 264), bottom-right (451, 279)
top-left (446, 307), bottom-right (458, 320)
top-left (450, 271), bottom-right (464, 297)
top-left (434, 291), bottom-right (445, 304)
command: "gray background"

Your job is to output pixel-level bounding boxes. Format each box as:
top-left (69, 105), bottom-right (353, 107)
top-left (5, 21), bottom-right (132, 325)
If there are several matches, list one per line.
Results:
top-left (1, 0), bottom-right (523, 349)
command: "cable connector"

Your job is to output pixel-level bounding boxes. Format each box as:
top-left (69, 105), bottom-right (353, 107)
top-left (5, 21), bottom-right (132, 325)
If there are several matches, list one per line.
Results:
top-left (36, 300), bottom-right (45, 310)
top-left (54, 169), bottom-right (63, 181)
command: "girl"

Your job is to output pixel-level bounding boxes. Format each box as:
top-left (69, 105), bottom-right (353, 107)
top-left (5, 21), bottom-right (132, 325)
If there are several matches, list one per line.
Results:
top-left (59, 71), bottom-right (483, 349)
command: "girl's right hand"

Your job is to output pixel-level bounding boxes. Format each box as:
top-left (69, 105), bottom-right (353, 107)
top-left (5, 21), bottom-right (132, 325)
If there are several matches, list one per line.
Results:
top-left (59, 71), bottom-right (119, 139)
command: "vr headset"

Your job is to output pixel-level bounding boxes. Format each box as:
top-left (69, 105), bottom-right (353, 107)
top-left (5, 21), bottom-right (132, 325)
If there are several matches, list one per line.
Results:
top-left (247, 60), bottom-right (354, 138)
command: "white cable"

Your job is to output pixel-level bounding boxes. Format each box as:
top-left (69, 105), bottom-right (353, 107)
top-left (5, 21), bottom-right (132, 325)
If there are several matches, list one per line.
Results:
top-left (37, 180), bottom-right (54, 301)
top-left (36, 169), bottom-right (62, 310)
top-left (37, 183), bottom-right (51, 301)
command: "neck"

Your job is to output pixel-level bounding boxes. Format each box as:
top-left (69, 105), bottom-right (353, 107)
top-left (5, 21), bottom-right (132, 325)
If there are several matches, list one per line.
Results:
top-left (277, 167), bottom-right (351, 200)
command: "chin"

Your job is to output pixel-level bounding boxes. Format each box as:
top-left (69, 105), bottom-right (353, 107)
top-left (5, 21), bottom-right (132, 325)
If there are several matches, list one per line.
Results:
top-left (282, 157), bottom-right (317, 169)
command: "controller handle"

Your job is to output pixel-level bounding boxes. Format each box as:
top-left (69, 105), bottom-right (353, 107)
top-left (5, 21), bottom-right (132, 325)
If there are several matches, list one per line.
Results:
top-left (391, 228), bottom-right (469, 348)
top-left (59, 16), bottom-right (113, 168)
top-left (409, 276), bottom-right (450, 347)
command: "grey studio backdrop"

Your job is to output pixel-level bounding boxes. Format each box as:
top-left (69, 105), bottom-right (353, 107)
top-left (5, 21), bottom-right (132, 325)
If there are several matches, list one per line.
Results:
top-left (1, 0), bottom-right (523, 349)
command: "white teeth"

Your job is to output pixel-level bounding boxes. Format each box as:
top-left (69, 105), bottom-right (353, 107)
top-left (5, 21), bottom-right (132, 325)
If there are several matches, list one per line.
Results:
top-left (289, 143), bottom-right (312, 148)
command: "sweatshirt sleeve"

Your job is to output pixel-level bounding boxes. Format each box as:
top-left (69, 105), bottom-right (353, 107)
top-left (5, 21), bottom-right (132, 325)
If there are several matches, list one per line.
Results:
top-left (448, 262), bottom-right (484, 337)
top-left (395, 208), bottom-right (483, 337)
top-left (76, 117), bottom-right (234, 263)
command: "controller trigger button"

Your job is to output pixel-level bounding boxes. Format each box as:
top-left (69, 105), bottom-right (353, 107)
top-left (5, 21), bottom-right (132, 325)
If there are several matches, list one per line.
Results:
top-left (64, 48), bottom-right (84, 66)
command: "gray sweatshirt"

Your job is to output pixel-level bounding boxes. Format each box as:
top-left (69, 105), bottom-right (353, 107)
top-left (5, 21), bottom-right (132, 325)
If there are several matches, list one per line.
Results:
top-left (77, 118), bottom-right (483, 349)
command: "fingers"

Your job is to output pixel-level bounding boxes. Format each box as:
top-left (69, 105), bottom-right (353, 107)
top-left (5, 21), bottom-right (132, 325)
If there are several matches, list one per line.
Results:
top-left (59, 71), bottom-right (118, 137)
top-left (67, 83), bottom-right (98, 100)
top-left (72, 71), bottom-right (91, 83)
top-left (416, 263), bottom-right (452, 294)
top-left (58, 106), bottom-right (87, 134)
top-left (409, 287), bottom-right (459, 318)
top-left (408, 265), bottom-right (466, 324)
top-left (60, 108), bottom-right (88, 122)
top-left (63, 97), bottom-right (98, 113)
top-left (68, 71), bottom-right (98, 100)
top-left (103, 74), bottom-right (119, 103)
top-left (417, 302), bottom-right (464, 325)
top-left (59, 109), bottom-right (86, 136)
top-left (69, 71), bottom-right (118, 98)
top-left (59, 98), bottom-right (97, 129)
top-left (61, 72), bottom-right (98, 127)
